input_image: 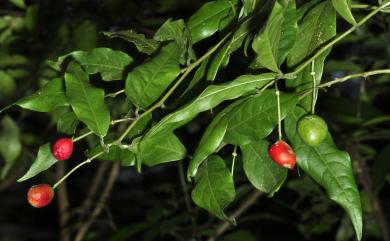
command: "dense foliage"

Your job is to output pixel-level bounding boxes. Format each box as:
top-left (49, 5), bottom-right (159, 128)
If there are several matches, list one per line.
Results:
top-left (1, 0), bottom-right (390, 240)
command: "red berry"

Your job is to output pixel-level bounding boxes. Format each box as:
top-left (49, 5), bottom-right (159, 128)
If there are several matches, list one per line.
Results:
top-left (269, 140), bottom-right (296, 170)
top-left (52, 138), bottom-right (73, 161)
top-left (27, 184), bottom-right (54, 208)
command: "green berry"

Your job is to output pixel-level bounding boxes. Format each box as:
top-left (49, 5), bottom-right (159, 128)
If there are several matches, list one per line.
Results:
top-left (297, 115), bottom-right (328, 147)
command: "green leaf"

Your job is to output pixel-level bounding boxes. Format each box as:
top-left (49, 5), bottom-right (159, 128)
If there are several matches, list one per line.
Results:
top-left (188, 0), bottom-right (239, 43)
top-left (190, 117), bottom-right (227, 177)
top-left (139, 132), bottom-right (186, 166)
top-left (207, 17), bottom-right (254, 80)
top-left (181, 57), bottom-right (210, 97)
top-left (102, 30), bottom-right (160, 55)
top-left (252, 0), bottom-right (297, 72)
top-left (240, 0), bottom-right (259, 17)
top-left (16, 78), bottom-right (68, 112)
top-left (154, 19), bottom-right (196, 64)
top-left (0, 116), bottom-right (21, 178)
top-left (191, 155), bottom-right (235, 220)
top-left (145, 73), bottom-right (277, 139)
top-left (125, 42), bottom-right (181, 109)
top-left (18, 143), bottom-right (57, 182)
top-left (188, 98), bottom-right (246, 178)
top-left (127, 113), bottom-right (152, 140)
top-left (331, 0), bottom-right (357, 25)
top-left (287, 1), bottom-right (336, 110)
top-left (65, 62), bottom-right (111, 137)
top-left (86, 145), bottom-right (136, 166)
top-left (57, 111), bottom-right (79, 135)
top-left (71, 48), bottom-right (133, 81)
top-left (224, 90), bottom-right (299, 145)
top-left (285, 106), bottom-right (362, 240)
top-left (241, 139), bottom-right (287, 195)
top-left (48, 48), bottom-right (133, 81)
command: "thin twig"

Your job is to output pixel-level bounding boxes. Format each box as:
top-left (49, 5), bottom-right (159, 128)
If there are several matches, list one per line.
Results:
top-left (56, 162), bottom-right (71, 241)
top-left (74, 163), bottom-right (120, 241)
top-left (318, 69), bottom-right (390, 89)
top-left (207, 191), bottom-right (263, 241)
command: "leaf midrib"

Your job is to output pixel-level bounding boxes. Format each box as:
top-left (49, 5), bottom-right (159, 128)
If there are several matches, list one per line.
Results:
top-left (189, 2), bottom-right (233, 32)
top-left (73, 74), bottom-right (103, 136)
top-left (135, 46), bottom-right (178, 107)
top-left (149, 76), bottom-right (274, 136)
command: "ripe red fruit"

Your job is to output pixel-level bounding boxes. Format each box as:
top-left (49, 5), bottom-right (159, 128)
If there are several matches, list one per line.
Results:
top-left (27, 184), bottom-right (54, 208)
top-left (269, 140), bottom-right (296, 170)
top-left (52, 138), bottom-right (74, 160)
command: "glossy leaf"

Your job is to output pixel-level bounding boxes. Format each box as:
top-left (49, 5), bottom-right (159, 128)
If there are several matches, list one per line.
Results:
top-left (154, 19), bottom-right (196, 64)
top-left (240, 0), bottom-right (259, 17)
top-left (0, 116), bottom-right (21, 178)
top-left (144, 73), bottom-right (277, 139)
top-left (287, 1), bottom-right (336, 110)
top-left (331, 0), bottom-right (356, 25)
top-left (252, 0), bottom-right (297, 72)
top-left (65, 62), bottom-right (111, 137)
top-left (71, 48), bottom-right (133, 81)
top-left (207, 17), bottom-right (254, 80)
top-left (49, 48), bottom-right (133, 81)
top-left (224, 90), bottom-right (299, 145)
top-left (181, 57), bottom-right (210, 97)
top-left (241, 139), bottom-right (287, 195)
top-left (188, 98), bottom-right (247, 178)
top-left (188, 0), bottom-right (239, 43)
top-left (191, 155), bottom-right (235, 220)
top-left (285, 106), bottom-right (362, 240)
top-left (16, 78), bottom-right (67, 112)
top-left (139, 132), bottom-right (186, 166)
top-left (57, 111), bottom-right (79, 135)
top-left (102, 30), bottom-right (159, 55)
top-left (125, 42), bottom-right (181, 109)
top-left (190, 117), bottom-right (227, 178)
top-left (127, 113), bottom-right (152, 140)
top-left (86, 145), bottom-right (136, 167)
top-left (18, 143), bottom-right (57, 182)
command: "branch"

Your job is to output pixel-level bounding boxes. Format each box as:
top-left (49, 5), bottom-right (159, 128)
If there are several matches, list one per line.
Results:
top-left (283, 1), bottom-right (390, 79)
top-left (116, 31), bottom-right (234, 142)
top-left (207, 191), bottom-right (263, 241)
top-left (74, 162), bottom-right (120, 241)
top-left (317, 69), bottom-right (390, 88)
top-left (56, 162), bottom-right (71, 241)
top-left (77, 162), bottom-right (110, 222)
top-left (297, 69), bottom-right (390, 101)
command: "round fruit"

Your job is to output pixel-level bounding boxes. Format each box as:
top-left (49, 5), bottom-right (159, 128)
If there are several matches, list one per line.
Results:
top-left (27, 184), bottom-right (54, 208)
top-left (297, 115), bottom-right (328, 147)
top-left (52, 138), bottom-right (74, 160)
top-left (269, 140), bottom-right (296, 170)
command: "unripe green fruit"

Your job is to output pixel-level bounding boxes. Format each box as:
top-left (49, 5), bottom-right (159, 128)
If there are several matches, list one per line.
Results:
top-left (297, 115), bottom-right (328, 147)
